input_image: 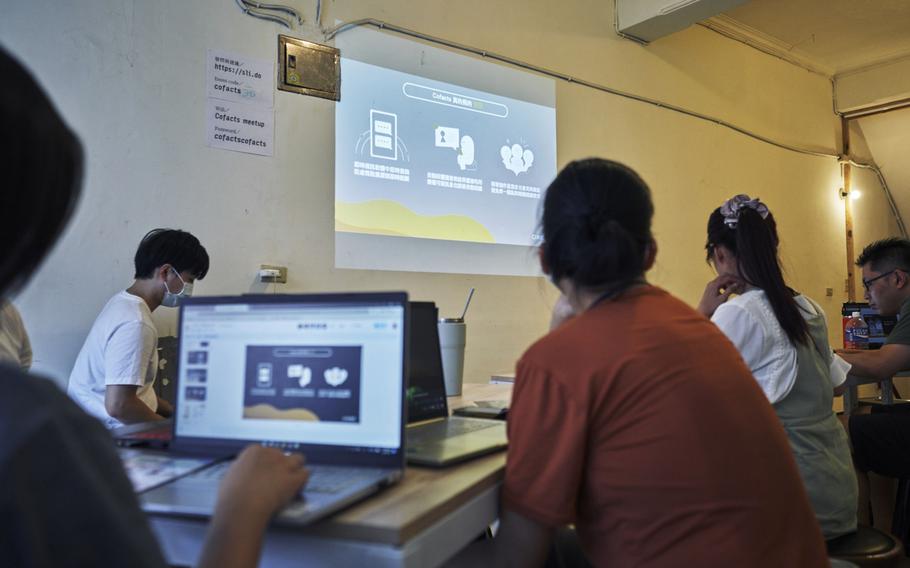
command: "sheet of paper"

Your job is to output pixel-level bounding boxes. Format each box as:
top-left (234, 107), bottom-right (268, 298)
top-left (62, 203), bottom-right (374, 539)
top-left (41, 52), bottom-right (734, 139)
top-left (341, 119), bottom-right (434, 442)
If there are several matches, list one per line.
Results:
top-left (206, 49), bottom-right (274, 108)
top-left (206, 99), bottom-right (274, 156)
top-left (474, 399), bottom-right (510, 408)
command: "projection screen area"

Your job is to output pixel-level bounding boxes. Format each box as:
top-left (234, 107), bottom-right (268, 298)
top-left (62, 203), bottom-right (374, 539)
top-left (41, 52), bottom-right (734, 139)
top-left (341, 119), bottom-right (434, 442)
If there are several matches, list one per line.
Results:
top-left (334, 29), bottom-right (557, 276)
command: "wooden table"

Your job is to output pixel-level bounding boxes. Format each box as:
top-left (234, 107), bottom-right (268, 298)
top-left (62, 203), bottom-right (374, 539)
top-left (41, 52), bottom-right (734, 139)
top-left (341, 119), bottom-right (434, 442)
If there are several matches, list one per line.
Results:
top-left (149, 382), bottom-right (513, 568)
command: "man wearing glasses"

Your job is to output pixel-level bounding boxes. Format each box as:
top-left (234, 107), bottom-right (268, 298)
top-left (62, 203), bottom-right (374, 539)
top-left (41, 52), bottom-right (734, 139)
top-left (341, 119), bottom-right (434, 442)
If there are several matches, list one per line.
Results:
top-left (840, 238), bottom-right (910, 532)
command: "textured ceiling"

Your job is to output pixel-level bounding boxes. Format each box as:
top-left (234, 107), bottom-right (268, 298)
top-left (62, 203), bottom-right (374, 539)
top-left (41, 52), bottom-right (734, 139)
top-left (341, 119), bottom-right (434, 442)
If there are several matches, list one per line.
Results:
top-left (721, 0), bottom-right (910, 74)
top-left (715, 0), bottom-right (910, 234)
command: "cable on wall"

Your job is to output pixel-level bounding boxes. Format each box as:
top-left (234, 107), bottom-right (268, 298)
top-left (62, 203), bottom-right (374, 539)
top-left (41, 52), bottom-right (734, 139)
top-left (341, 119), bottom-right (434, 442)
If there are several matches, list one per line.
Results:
top-left (323, 17), bottom-right (908, 238)
top-left (315, 0), bottom-right (326, 34)
top-left (234, 0), bottom-right (302, 29)
top-left (243, 0), bottom-right (303, 24)
top-left (324, 19), bottom-right (838, 161)
top-left (686, 17), bottom-right (907, 239)
top-left (846, 159), bottom-right (908, 237)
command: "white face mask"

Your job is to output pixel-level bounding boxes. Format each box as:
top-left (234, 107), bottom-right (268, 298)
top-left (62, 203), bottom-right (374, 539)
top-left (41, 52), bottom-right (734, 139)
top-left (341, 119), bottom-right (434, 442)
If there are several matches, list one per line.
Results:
top-left (161, 267), bottom-right (193, 308)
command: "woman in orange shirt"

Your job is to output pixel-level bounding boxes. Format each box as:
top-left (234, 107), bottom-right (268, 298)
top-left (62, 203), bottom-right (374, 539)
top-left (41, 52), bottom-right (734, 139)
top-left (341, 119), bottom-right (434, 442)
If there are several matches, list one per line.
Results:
top-left (452, 158), bottom-right (827, 567)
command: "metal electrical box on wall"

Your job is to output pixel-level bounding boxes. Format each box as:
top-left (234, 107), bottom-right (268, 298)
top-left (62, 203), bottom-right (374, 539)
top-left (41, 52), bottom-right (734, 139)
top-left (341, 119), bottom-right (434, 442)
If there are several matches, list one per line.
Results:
top-left (278, 35), bottom-right (340, 100)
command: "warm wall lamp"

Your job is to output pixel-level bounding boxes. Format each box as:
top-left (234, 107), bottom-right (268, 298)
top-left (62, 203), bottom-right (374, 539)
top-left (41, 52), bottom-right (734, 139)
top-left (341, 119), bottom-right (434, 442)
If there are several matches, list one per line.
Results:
top-left (840, 187), bottom-right (862, 201)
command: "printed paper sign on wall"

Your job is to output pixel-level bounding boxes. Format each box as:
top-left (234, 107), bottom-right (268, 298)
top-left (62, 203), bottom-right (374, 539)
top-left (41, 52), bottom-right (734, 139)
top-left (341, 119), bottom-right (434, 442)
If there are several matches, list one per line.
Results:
top-left (206, 49), bottom-right (274, 108)
top-left (205, 49), bottom-right (275, 156)
top-left (206, 99), bottom-right (274, 156)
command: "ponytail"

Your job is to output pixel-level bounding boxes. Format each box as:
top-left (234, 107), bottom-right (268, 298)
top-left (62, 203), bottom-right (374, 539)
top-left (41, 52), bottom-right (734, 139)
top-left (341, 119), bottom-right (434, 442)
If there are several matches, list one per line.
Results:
top-left (706, 204), bottom-right (809, 345)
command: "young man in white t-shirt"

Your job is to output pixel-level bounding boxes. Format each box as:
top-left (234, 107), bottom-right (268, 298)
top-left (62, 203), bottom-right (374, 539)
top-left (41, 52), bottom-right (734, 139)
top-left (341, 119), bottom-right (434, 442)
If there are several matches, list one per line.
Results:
top-left (68, 229), bottom-right (209, 428)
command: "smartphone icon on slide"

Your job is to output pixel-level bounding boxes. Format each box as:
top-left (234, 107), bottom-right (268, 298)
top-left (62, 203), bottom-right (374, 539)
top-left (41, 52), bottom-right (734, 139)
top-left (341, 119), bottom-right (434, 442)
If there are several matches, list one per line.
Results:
top-left (370, 110), bottom-right (398, 161)
top-left (256, 363), bottom-right (273, 388)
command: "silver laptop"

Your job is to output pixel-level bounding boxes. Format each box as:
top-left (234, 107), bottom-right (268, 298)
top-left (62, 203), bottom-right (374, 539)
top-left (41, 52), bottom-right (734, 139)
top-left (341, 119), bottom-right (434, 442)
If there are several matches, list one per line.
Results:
top-left (140, 292), bottom-right (409, 526)
top-left (405, 302), bottom-right (507, 467)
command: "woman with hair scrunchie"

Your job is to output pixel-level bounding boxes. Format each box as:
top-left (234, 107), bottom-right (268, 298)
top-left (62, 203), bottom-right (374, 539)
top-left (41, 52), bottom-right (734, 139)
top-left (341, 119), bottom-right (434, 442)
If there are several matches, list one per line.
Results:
top-left (698, 194), bottom-right (858, 540)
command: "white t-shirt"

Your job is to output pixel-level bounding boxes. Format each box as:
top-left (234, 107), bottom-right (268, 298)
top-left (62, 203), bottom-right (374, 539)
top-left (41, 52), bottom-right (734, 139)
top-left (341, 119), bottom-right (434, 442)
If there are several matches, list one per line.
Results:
top-left (0, 301), bottom-right (32, 371)
top-left (711, 289), bottom-right (850, 404)
top-left (67, 291), bottom-right (159, 428)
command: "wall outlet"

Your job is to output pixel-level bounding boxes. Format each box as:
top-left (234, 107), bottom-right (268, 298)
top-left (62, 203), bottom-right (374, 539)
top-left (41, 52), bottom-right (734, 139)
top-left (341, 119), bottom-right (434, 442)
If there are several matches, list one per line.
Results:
top-left (259, 264), bottom-right (287, 283)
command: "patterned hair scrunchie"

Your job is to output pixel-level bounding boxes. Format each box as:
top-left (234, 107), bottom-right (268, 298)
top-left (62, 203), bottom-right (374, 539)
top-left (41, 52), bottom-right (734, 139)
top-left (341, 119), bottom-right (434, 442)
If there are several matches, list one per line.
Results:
top-left (720, 194), bottom-right (769, 229)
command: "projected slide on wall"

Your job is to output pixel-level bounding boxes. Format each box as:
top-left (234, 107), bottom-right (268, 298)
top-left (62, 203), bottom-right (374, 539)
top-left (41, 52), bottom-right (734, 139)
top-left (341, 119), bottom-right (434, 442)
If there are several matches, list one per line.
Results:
top-left (336, 60), bottom-right (556, 246)
top-left (334, 29), bottom-right (556, 276)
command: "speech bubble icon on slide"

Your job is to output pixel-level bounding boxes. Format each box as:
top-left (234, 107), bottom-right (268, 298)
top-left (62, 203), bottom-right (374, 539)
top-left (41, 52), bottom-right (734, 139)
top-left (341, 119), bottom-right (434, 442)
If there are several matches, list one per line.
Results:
top-left (435, 126), bottom-right (459, 149)
top-left (373, 120), bottom-right (393, 136)
top-left (288, 365), bottom-right (312, 387)
top-left (373, 134), bottom-right (393, 150)
top-left (324, 367), bottom-right (349, 387)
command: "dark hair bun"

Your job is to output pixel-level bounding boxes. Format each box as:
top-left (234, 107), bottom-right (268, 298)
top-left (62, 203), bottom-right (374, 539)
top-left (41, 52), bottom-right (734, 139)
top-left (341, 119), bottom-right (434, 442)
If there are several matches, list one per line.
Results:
top-left (542, 159), bottom-right (653, 288)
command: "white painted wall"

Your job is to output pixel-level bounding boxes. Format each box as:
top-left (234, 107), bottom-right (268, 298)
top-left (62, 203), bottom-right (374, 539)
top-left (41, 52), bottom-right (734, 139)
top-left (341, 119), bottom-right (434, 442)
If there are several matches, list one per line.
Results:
top-left (1, 0), bottom-right (858, 387)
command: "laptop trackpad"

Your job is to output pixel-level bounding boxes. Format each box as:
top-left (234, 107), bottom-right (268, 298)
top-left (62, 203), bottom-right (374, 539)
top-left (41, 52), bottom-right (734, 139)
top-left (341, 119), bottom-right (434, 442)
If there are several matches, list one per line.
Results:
top-left (141, 475), bottom-right (220, 516)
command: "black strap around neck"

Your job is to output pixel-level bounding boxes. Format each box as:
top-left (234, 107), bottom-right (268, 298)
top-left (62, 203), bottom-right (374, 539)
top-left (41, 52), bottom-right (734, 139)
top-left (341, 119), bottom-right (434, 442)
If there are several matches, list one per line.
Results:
top-left (588, 277), bottom-right (646, 310)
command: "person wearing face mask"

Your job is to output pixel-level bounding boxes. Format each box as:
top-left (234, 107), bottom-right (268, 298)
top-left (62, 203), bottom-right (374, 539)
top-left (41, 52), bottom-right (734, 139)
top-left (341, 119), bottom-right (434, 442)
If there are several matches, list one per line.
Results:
top-left (67, 229), bottom-right (209, 427)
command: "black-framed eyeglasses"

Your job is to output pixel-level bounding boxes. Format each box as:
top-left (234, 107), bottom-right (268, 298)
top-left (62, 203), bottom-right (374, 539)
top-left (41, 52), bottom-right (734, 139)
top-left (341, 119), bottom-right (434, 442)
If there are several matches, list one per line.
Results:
top-left (862, 269), bottom-right (903, 291)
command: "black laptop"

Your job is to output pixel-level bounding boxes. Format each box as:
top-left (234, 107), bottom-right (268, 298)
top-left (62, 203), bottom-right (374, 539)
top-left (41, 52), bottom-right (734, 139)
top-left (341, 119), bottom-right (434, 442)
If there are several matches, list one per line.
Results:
top-left (405, 301), bottom-right (507, 466)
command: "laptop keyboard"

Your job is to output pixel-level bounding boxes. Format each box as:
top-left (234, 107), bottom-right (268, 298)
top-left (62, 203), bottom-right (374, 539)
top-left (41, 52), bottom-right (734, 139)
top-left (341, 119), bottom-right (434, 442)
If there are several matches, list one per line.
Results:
top-left (191, 462), bottom-right (382, 495)
top-left (446, 418), bottom-right (500, 436)
top-left (305, 466), bottom-right (382, 495)
top-left (409, 417), bottom-right (499, 445)
top-left (196, 461), bottom-right (231, 479)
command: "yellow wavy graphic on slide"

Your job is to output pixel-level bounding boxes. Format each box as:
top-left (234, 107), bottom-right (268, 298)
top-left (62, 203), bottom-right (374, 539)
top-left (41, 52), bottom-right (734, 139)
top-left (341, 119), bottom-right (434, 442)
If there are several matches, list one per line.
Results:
top-left (243, 404), bottom-right (319, 421)
top-left (336, 200), bottom-right (495, 243)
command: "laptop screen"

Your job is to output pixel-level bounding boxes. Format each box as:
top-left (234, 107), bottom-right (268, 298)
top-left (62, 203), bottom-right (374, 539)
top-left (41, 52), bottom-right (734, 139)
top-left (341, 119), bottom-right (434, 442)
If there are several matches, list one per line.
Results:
top-left (173, 293), bottom-right (407, 466)
top-left (407, 302), bottom-right (449, 423)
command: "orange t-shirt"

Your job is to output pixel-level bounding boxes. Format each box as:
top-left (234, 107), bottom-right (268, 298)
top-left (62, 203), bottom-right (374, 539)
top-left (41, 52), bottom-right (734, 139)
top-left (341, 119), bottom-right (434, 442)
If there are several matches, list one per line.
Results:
top-left (503, 286), bottom-right (827, 567)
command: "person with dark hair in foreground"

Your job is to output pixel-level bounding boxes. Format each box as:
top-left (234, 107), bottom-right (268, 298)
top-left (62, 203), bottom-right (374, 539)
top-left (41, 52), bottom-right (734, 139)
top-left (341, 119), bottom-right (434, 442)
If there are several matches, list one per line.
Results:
top-left (68, 228), bottom-right (209, 427)
top-left (840, 238), bottom-right (910, 531)
top-left (697, 194), bottom-right (857, 539)
top-left (449, 159), bottom-right (828, 567)
top-left (0, 46), bottom-right (308, 568)
top-left (0, 300), bottom-right (32, 371)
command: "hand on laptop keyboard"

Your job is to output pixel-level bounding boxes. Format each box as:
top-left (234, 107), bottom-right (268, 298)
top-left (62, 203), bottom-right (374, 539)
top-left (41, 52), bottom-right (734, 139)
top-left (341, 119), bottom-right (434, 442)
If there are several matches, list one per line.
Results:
top-left (214, 446), bottom-right (311, 524)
